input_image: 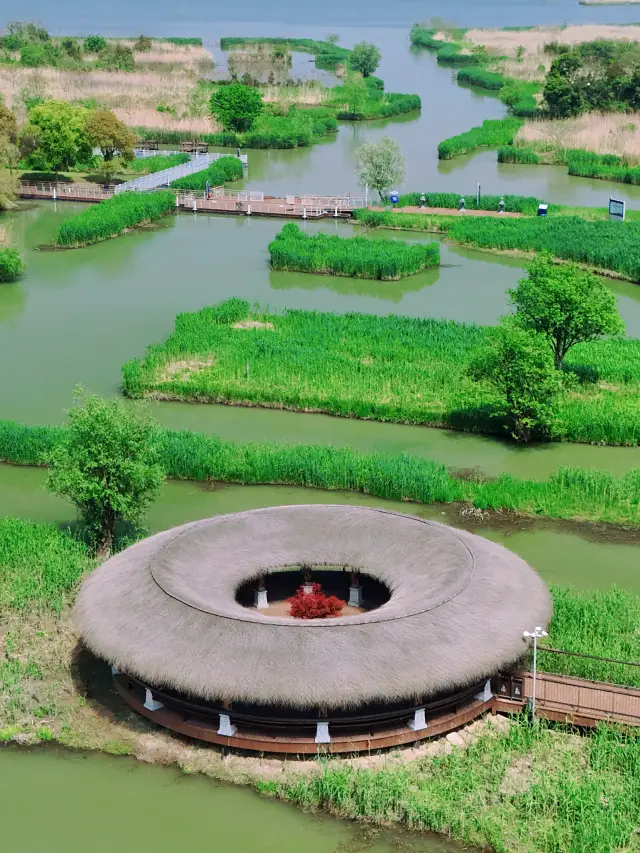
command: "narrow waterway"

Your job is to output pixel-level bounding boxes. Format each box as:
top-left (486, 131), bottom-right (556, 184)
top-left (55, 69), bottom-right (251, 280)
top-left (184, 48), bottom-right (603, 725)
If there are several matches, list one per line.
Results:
top-left (4, 465), bottom-right (638, 591)
top-left (0, 746), bottom-right (461, 853)
top-left (2, 203), bottom-right (639, 480)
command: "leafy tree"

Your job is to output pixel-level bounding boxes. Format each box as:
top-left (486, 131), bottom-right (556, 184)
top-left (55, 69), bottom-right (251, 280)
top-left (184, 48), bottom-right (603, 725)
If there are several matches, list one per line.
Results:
top-left (20, 42), bottom-right (61, 67)
top-left (0, 103), bottom-right (18, 143)
top-left (349, 42), bottom-right (381, 77)
top-left (468, 321), bottom-right (563, 442)
top-left (6, 21), bottom-right (50, 45)
top-left (354, 137), bottom-right (405, 201)
top-left (543, 72), bottom-right (586, 118)
top-left (84, 34), bottom-right (107, 53)
top-left (0, 136), bottom-right (20, 208)
top-left (61, 37), bottom-right (82, 61)
top-left (326, 34), bottom-right (340, 45)
top-left (21, 100), bottom-right (92, 172)
top-left (46, 392), bottom-right (164, 557)
top-left (509, 253), bottom-right (624, 369)
top-left (209, 84), bottom-right (263, 132)
top-left (134, 35), bottom-right (153, 52)
top-left (86, 109), bottom-right (136, 162)
top-left (97, 43), bottom-right (135, 71)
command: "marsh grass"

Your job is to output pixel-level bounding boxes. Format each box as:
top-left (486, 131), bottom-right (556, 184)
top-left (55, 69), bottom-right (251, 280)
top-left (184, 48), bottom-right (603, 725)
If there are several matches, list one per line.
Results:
top-left (438, 118), bottom-right (523, 159)
top-left (518, 113), bottom-right (640, 159)
top-left (269, 224), bottom-right (439, 279)
top-left (122, 299), bottom-right (640, 446)
top-left (259, 718), bottom-right (640, 853)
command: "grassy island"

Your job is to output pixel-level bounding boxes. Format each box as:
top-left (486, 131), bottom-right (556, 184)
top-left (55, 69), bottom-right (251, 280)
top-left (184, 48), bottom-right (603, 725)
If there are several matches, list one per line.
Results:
top-left (56, 190), bottom-right (175, 247)
top-left (122, 299), bottom-right (640, 446)
top-left (268, 224), bottom-right (440, 279)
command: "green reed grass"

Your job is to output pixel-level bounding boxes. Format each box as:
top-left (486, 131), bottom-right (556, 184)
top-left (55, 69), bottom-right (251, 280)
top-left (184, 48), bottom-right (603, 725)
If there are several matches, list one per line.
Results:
top-left (438, 118), bottom-right (523, 159)
top-left (258, 718), bottom-right (640, 853)
top-left (0, 248), bottom-right (25, 282)
top-left (56, 190), bottom-right (175, 247)
top-left (126, 153), bottom-right (190, 175)
top-left (268, 224), bottom-right (439, 280)
top-left (0, 518), bottom-right (91, 612)
top-left (170, 154), bottom-right (243, 190)
top-left (2, 419), bottom-right (640, 527)
top-left (396, 190), bottom-right (543, 214)
top-left (122, 299), bottom-right (640, 445)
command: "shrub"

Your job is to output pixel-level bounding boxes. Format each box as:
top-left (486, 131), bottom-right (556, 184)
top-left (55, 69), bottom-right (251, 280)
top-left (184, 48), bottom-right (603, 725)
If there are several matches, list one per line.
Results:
top-left (438, 118), bottom-right (523, 159)
top-left (269, 223), bottom-right (440, 280)
top-left (20, 42), bottom-right (60, 67)
top-left (498, 146), bottom-right (541, 164)
top-left (97, 43), bottom-right (135, 71)
top-left (288, 583), bottom-right (344, 618)
top-left (170, 154), bottom-right (243, 190)
top-left (133, 35), bottom-right (152, 52)
top-left (83, 34), bottom-right (107, 53)
top-left (56, 190), bottom-right (175, 247)
top-left (0, 248), bottom-right (25, 282)
top-left (210, 84), bottom-right (264, 132)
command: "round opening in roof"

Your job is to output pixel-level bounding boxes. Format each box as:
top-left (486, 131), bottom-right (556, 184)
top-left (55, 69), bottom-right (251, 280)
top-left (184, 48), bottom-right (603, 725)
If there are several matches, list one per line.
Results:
top-left (234, 567), bottom-right (391, 619)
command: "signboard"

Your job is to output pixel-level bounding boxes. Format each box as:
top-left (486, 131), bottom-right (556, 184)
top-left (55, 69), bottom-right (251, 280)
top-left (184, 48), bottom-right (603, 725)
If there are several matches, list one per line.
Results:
top-left (609, 198), bottom-right (626, 221)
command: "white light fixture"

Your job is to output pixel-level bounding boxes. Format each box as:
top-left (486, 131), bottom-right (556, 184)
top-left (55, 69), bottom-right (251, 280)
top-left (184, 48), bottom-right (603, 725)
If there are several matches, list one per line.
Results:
top-left (523, 626), bottom-right (548, 717)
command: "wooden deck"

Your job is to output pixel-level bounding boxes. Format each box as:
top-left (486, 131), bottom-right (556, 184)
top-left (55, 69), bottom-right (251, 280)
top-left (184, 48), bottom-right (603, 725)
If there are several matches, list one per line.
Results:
top-left (495, 670), bottom-right (640, 727)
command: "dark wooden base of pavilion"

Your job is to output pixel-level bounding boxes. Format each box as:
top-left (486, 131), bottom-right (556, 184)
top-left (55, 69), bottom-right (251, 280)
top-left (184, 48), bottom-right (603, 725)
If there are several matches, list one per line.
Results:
top-left (114, 673), bottom-right (493, 755)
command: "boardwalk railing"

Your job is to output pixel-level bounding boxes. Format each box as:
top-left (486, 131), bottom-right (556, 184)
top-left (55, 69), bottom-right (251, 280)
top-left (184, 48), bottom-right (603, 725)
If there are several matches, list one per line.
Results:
top-left (175, 194), bottom-right (329, 219)
top-left (116, 152), bottom-right (248, 193)
top-left (19, 182), bottom-right (115, 201)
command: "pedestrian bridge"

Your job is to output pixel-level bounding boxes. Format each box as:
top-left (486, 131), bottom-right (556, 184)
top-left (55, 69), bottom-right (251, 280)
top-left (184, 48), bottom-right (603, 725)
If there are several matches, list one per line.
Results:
top-left (115, 152), bottom-right (248, 193)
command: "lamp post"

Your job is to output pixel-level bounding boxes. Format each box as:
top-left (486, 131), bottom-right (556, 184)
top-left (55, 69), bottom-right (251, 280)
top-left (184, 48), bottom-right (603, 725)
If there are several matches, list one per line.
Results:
top-left (523, 626), bottom-right (548, 717)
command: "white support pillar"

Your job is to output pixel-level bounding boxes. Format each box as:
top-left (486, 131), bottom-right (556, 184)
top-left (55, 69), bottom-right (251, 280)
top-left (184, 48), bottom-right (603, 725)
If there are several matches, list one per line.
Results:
top-left (302, 207), bottom-right (307, 219)
top-left (475, 679), bottom-right (493, 703)
top-left (254, 587), bottom-right (268, 609)
top-left (315, 721), bottom-right (331, 744)
top-left (175, 194), bottom-right (179, 208)
top-left (247, 203), bottom-right (251, 216)
top-left (144, 688), bottom-right (164, 712)
top-left (348, 586), bottom-right (363, 607)
top-left (409, 708), bottom-right (427, 731)
top-left (52, 188), bottom-right (57, 201)
top-left (192, 198), bottom-right (197, 212)
top-left (217, 713), bottom-right (237, 737)
top-left (334, 205), bottom-right (338, 218)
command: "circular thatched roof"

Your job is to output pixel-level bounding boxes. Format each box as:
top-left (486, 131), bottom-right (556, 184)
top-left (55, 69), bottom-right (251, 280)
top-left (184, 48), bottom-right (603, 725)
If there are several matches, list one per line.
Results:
top-left (75, 505), bottom-right (551, 709)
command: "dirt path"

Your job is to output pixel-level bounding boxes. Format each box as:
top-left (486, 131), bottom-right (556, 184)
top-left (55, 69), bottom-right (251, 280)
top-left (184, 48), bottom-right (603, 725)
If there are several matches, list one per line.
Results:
top-left (370, 205), bottom-right (523, 217)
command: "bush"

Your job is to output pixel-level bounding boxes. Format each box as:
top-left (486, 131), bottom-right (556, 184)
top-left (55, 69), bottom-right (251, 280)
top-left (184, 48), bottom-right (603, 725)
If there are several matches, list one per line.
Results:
top-left (56, 190), bottom-right (175, 247)
top-left (133, 35), bottom-right (153, 52)
top-left (170, 154), bottom-right (243, 190)
top-left (97, 43), bottom-right (135, 71)
top-left (83, 34), bottom-right (107, 53)
top-left (0, 248), bottom-right (25, 282)
top-left (438, 118), bottom-right (523, 159)
top-left (497, 146), bottom-right (541, 164)
top-left (288, 583), bottom-right (344, 618)
top-left (269, 223), bottom-right (439, 280)
top-left (20, 42), bottom-right (60, 67)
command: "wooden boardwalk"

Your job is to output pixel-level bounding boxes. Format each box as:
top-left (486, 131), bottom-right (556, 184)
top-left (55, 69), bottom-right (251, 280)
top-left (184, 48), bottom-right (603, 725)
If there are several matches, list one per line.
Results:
top-left (495, 670), bottom-right (640, 727)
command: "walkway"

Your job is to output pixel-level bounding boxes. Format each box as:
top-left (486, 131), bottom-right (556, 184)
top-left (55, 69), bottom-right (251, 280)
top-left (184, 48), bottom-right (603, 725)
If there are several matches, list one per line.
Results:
top-left (115, 153), bottom-right (242, 193)
top-left (175, 190), bottom-right (367, 219)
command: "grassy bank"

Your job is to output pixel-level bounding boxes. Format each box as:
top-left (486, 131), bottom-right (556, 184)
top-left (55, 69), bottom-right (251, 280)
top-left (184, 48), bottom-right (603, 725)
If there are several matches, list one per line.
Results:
top-left (268, 224), bottom-right (439, 280)
top-left (1, 419), bottom-right (640, 528)
top-left (122, 299), bottom-right (640, 446)
top-left (499, 144), bottom-right (640, 186)
top-left (56, 190), bottom-right (175, 247)
top-left (261, 720), bottom-right (640, 853)
top-left (353, 209), bottom-right (640, 280)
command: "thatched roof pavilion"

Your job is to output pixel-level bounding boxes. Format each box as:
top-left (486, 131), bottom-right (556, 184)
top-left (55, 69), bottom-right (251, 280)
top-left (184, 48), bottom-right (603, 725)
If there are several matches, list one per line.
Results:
top-left (76, 505), bottom-right (551, 753)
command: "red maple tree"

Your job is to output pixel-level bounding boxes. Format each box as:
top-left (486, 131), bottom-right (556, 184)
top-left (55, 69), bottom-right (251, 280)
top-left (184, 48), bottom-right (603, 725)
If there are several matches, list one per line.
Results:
top-left (288, 583), bottom-right (344, 619)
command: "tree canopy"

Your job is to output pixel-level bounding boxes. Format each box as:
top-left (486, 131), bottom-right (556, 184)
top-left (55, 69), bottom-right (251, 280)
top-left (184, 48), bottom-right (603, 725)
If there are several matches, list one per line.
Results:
top-left (355, 137), bottom-right (405, 200)
top-left (0, 103), bottom-right (18, 143)
top-left (209, 84), bottom-right (264, 132)
top-left (509, 254), bottom-right (624, 369)
top-left (84, 34), bottom-right (107, 53)
top-left (46, 392), bottom-right (164, 557)
top-left (86, 109), bottom-right (136, 162)
top-left (20, 100), bottom-right (92, 172)
top-left (349, 42), bottom-right (381, 77)
top-left (468, 320), bottom-right (563, 442)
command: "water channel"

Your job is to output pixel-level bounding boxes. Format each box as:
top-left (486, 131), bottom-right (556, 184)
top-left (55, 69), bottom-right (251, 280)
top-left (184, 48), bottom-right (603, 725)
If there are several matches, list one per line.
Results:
top-left (0, 746), bottom-right (461, 853)
top-left (2, 0), bottom-right (640, 845)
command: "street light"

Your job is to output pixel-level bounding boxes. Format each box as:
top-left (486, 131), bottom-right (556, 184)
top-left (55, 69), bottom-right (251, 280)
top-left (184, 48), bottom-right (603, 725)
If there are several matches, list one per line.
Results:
top-left (523, 626), bottom-right (548, 717)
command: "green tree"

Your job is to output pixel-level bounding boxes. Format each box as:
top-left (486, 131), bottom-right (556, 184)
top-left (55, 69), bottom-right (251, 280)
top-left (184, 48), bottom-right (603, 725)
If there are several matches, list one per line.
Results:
top-left (21, 100), bottom-right (92, 172)
top-left (98, 43), bottom-right (135, 71)
top-left (509, 253), bottom-right (624, 369)
top-left (45, 392), bottom-right (164, 557)
top-left (86, 109), bottom-right (136, 162)
top-left (61, 37), bottom-right (82, 60)
top-left (210, 84), bottom-right (263, 132)
top-left (468, 321), bottom-right (563, 442)
top-left (544, 52), bottom-right (586, 118)
top-left (20, 42), bottom-right (61, 67)
top-left (354, 137), bottom-right (405, 200)
top-left (0, 103), bottom-right (18, 143)
top-left (134, 35), bottom-right (153, 52)
top-left (349, 42), bottom-right (381, 77)
top-left (326, 34), bottom-right (340, 45)
top-left (84, 34), bottom-right (107, 53)
top-left (339, 72), bottom-right (367, 117)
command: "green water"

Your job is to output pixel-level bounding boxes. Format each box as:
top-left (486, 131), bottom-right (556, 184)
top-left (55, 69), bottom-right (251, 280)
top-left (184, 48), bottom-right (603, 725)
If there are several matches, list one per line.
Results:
top-left (0, 747), bottom-right (458, 853)
top-left (2, 202), bottom-right (639, 480)
top-left (4, 465), bottom-right (638, 592)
